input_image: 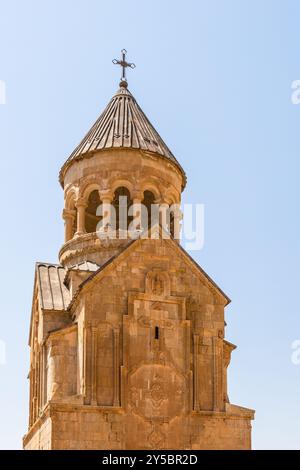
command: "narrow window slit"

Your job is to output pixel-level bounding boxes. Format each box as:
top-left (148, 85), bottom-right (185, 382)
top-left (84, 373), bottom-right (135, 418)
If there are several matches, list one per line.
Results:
top-left (155, 326), bottom-right (159, 340)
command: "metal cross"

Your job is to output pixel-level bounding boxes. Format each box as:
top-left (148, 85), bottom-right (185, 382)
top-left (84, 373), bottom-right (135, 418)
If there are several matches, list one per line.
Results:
top-left (112, 49), bottom-right (136, 82)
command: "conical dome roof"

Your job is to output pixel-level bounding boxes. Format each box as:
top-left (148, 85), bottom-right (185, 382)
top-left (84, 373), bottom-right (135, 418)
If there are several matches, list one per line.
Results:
top-left (59, 82), bottom-right (186, 187)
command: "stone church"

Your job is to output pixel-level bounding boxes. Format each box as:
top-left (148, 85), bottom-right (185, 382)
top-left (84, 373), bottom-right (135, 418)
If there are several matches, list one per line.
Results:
top-left (23, 56), bottom-right (254, 450)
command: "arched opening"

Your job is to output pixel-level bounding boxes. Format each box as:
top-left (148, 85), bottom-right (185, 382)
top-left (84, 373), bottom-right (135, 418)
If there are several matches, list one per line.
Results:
top-left (169, 207), bottom-right (175, 237)
top-left (112, 187), bottom-right (133, 231)
top-left (168, 204), bottom-right (181, 239)
top-left (72, 211), bottom-right (77, 238)
top-left (85, 190), bottom-right (102, 233)
top-left (142, 190), bottom-right (156, 230)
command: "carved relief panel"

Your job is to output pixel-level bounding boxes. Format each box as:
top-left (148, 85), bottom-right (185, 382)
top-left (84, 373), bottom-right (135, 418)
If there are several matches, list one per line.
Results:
top-left (122, 269), bottom-right (191, 449)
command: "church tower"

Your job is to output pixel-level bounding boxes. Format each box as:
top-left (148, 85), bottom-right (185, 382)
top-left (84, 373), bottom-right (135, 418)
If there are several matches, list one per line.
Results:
top-left (23, 51), bottom-right (254, 450)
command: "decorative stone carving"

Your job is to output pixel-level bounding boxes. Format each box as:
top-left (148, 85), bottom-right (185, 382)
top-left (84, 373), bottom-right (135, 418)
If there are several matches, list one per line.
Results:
top-left (148, 375), bottom-right (166, 408)
top-left (148, 423), bottom-right (165, 449)
top-left (152, 274), bottom-right (164, 295)
top-left (145, 269), bottom-right (170, 297)
top-left (128, 364), bottom-right (186, 420)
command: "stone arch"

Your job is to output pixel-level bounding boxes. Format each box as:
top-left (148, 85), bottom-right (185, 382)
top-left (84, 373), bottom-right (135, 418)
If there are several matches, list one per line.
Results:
top-left (81, 183), bottom-right (101, 204)
top-left (110, 179), bottom-right (134, 199)
top-left (65, 188), bottom-right (77, 210)
top-left (161, 188), bottom-right (180, 205)
top-left (64, 189), bottom-right (77, 240)
top-left (140, 180), bottom-right (161, 201)
top-left (167, 202), bottom-right (181, 238)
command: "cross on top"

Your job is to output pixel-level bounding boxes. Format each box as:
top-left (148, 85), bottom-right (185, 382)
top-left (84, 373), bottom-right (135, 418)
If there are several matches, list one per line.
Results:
top-left (112, 49), bottom-right (136, 84)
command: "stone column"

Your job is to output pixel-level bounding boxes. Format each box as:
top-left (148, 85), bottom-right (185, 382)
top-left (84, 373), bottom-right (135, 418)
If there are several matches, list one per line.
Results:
top-left (75, 198), bottom-right (87, 236)
top-left (28, 369), bottom-right (33, 428)
top-left (212, 336), bottom-right (223, 411)
top-left (99, 189), bottom-right (114, 233)
top-left (193, 333), bottom-right (200, 411)
top-left (91, 326), bottom-right (98, 406)
top-left (223, 340), bottom-right (236, 405)
top-left (131, 190), bottom-right (143, 234)
top-left (62, 209), bottom-right (76, 242)
top-left (158, 201), bottom-right (170, 239)
top-left (171, 203), bottom-right (182, 242)
top-left (113, 328), bottom-right (120, 406)
top-left (33, 342), bottom-right (38, 422)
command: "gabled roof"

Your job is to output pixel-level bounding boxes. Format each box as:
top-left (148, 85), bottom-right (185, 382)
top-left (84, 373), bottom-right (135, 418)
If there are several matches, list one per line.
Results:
top-left (68, 228), bottom-right (230, 312)
top-left (59, 82), bottom-right (186, 186)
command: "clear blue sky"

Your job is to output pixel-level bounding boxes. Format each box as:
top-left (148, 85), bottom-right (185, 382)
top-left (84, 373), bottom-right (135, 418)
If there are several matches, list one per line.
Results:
top-left (0, 0), bottom-right (300, 449)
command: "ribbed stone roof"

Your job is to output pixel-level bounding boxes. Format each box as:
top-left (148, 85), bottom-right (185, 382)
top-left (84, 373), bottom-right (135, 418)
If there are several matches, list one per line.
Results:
top-left (59, 82), bottom-right (186, 186)
top-left (35, 261), bottom-right (100, 311)
top-left (36, 263), bottom-right (70, 311)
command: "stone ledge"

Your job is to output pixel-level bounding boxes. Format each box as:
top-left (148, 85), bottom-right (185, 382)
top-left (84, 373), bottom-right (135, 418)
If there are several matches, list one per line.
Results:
top-left (191, 403), bottom-right (255, 420)
top-left (23, 401), bottom-right (125, 447)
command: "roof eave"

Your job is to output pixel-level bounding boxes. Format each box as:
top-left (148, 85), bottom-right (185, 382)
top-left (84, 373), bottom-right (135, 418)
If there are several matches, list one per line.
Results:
top-left (59, 147), bottom-right (187, 190)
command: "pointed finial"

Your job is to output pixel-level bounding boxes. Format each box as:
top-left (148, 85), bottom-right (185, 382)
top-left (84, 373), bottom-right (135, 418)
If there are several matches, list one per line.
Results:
top-left (112, 49), bottom-right (136, 86)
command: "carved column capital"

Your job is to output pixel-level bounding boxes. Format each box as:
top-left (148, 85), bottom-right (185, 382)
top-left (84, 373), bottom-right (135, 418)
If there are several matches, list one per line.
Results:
top-left (62, 208), bottom-right (76, 220)
top-left (99, 189), bottom-right (114, 203)
top-left (75, 197), bottom-right (88, 209)
top-left (131, 190), bottom-right (144, 202)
